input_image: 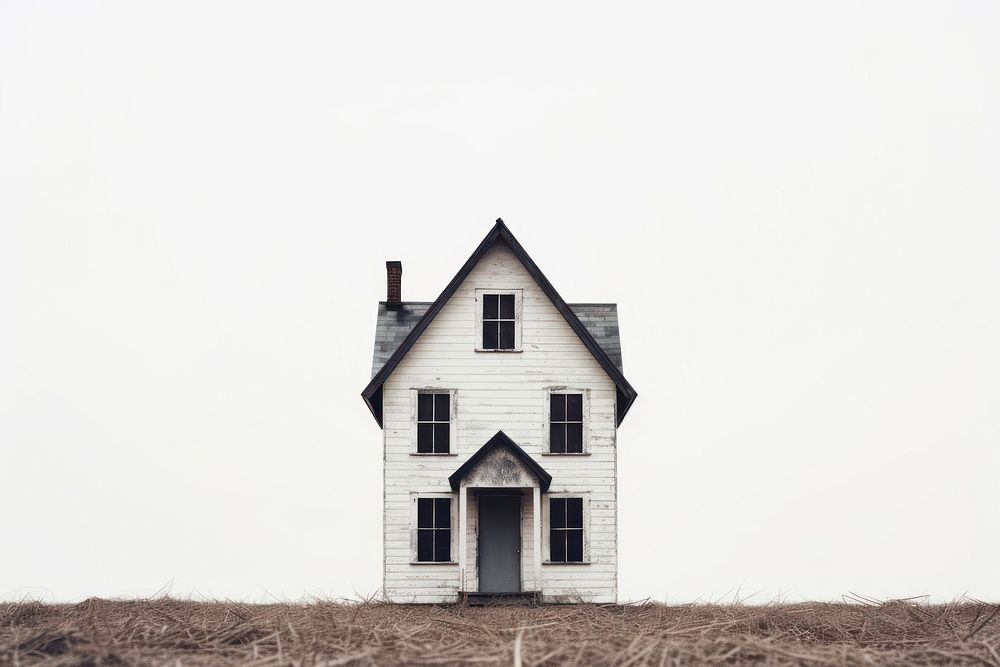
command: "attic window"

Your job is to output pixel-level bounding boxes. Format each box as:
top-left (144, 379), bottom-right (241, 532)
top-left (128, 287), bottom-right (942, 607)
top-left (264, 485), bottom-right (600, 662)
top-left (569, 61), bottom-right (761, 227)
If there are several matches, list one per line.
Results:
top-left (483, 294), bottom-right (515, 349)
top-left (477, 290), bottom-right (522, 351)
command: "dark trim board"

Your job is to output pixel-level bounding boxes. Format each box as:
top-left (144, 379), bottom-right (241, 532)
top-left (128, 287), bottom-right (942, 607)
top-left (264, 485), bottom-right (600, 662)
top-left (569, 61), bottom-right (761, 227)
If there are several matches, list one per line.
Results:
top-left (361, 218), bottom-right (638, 427)
top-left (363, 386), bottom-right (382, 424)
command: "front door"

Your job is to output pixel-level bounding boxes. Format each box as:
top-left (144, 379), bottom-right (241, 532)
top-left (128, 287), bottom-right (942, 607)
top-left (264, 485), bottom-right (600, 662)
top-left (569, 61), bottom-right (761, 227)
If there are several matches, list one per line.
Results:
top-left (477, 494), bottom-right (521, 593)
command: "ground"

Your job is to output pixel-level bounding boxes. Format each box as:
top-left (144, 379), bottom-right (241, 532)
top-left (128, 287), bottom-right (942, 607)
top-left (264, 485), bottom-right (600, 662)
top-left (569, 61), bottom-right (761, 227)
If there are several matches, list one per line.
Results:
top-left (2, 598), bottom-right (999, 666)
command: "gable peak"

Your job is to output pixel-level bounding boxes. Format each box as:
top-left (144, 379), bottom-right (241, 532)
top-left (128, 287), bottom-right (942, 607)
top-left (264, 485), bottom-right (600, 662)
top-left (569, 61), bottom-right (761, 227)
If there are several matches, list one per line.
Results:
top-left (362, 218), bottom-right (637, 427)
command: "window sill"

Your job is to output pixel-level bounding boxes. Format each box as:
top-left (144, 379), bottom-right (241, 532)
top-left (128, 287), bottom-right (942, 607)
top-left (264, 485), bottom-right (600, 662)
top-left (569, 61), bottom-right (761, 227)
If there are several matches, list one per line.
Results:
top-left (540, 452), bottom-right (591, 456)
top-left (542, 561), bottom-right (591, 566)
top-left (474, 348), bottom-right (523, 353)
top-left (410, 452), bottom-right (458, 456)
top-left (409, 561), bottom-right (459, 566)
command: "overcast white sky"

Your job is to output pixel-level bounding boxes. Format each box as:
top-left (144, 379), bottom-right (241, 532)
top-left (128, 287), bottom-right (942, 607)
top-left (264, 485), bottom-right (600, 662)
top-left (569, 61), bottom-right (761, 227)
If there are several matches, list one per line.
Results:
top-left (2, 1), bottom-right (998, 604)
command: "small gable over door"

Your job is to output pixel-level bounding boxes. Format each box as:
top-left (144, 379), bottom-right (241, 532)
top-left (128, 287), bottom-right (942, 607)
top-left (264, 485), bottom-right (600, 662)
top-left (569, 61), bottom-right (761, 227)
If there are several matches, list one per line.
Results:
top-left (449, 431), bottom-right (552, 492)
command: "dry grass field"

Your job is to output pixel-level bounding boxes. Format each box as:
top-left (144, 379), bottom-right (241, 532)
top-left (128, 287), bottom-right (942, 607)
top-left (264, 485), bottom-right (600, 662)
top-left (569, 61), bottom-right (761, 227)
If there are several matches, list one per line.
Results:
top-left (2, 597), bottom-right (999, 666)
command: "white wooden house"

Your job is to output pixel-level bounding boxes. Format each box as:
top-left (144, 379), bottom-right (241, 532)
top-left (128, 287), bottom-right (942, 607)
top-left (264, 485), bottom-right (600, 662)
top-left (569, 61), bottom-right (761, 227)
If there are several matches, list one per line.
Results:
top-left (362, 219), bottom-right (637, 603)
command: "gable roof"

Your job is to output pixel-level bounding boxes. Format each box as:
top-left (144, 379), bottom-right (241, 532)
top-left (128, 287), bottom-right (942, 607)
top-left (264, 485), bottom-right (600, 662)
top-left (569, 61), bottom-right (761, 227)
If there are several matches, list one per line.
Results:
top-left (369, 301), bottom-right (624, 379)
top-left (361, 219), bottom-right (638, 427)
top-left (448, 431), bottom-right (552, 492)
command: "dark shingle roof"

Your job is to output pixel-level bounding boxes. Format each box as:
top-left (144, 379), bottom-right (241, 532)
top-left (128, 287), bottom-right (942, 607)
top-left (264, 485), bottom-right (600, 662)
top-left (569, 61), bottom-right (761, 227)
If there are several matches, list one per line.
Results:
top-left (370, 301), bottom-right (623, 380)
top-left (567, 304), bottom-right (623, 374)
top-left (370, 302), bottom-right (432, 379)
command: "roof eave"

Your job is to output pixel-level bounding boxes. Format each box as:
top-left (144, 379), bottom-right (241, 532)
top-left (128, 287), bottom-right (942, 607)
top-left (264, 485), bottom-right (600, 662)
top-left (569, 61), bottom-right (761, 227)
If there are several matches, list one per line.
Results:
top-left (361, 386), bottom-right (383, 428)
top-left (616, 386), bottom-right (638, 426)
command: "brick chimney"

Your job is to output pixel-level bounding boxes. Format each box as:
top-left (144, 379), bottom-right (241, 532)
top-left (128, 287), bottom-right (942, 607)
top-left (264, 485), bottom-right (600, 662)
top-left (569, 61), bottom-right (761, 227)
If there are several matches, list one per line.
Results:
top-left (386, 261), bottom-right (402, 306)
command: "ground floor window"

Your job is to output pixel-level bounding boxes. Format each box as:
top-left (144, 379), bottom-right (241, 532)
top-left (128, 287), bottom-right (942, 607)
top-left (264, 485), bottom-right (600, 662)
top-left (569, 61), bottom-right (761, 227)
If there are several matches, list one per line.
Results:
top-left (417, 497), bottom-right (452, 562)
top-left (550, 497), bottom-right (584, 562)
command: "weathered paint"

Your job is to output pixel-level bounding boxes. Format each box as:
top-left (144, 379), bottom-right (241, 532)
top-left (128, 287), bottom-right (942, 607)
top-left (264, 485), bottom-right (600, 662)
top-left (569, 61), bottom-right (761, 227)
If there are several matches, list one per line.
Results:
top-left (462, 447), bottom-right (535, 488)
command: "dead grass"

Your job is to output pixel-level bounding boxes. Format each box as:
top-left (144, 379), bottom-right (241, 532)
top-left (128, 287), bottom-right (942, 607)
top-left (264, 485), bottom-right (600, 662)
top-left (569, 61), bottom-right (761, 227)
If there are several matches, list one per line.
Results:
top-left (2, 597), bottom-right (999, 666)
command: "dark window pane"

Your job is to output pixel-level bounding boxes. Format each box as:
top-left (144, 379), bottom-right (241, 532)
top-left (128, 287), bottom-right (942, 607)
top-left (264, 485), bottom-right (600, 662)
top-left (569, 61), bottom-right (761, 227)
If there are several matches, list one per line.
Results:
top-left (417, 424), bottom-right (433, 453)
top-left (417, 529), bottom-right (433, 561)
top-left (550, 530), bottom-right (566, 562)
top-left (550, 394), bottom-right (566, 421)
top-left (483, 294), bottom-right (499, 319)
top-left (499, 321), bottom-right (515, 349)
top-left (434, 498), bottom-right (451, 528)
top-left (566, 423), bottom-right (583, 453)
top-left (499, 294), bottom-right (515, 319)
top-left (433, 424), bottom-right (450, 453)
top-left (567, 394), bottom-right (583, 421)
top-left (550, 423), bottom-right (565, 453)
top-left (567, 530), bottom-right (584, 562)
top-left (483, 322), bottom-right (498, 350)
top-left (566, 498), bottom-right (584, 528)
top-left (434, 529), bottom-right (451, 562)
top-left (550, 498), bottom-right (566, 529)
top-left (417, 394), bottom-right (433, 421)
top-left (417, 498), bottom-right (433, 528)
top-left (434, 393), bottom-right (450, 421)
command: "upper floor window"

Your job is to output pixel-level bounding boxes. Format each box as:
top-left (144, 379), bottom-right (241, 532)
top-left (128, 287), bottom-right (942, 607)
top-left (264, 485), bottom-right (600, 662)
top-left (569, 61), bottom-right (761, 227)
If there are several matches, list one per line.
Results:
top-left (417, 393), bottom-right (450, 454)
top-left (483, 293), bottom-right (515, 350)
top-left (550, 393), bottom-right (584, 453)
top-left (550, 497), bottom-right (584, 562)
top-left (476, 289), bottom-right (522, 351)
top-left (417, 497), bottom-right (452, 562)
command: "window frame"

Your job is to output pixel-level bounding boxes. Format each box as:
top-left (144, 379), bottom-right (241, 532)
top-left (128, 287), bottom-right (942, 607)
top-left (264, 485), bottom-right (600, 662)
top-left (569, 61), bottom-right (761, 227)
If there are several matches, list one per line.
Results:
top-left (410, 388), bottom-right (457, 456)
top-left (543, 492), bottom-right (591, 564)
top-left (543, 388), bottom-right (590, 455)
top-left (409, 492), bottom-right (458, 565)
top-left (474, 289), bottom-right (523, 352)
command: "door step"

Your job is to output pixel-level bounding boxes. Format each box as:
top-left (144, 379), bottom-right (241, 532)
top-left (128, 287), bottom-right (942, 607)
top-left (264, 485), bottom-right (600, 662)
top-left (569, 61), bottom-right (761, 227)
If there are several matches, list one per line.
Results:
top-left (462, 591), bottom-right (540, 606)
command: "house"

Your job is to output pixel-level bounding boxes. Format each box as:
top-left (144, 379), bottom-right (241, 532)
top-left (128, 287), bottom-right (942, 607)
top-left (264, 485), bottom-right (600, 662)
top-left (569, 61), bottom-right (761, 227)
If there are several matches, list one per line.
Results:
top-left (362, 219), bottom-right (637, 604)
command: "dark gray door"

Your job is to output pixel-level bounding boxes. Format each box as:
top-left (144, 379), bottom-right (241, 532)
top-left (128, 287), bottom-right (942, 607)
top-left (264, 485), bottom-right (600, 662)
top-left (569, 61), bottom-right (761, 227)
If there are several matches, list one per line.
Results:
top-left (477, 494), bottom-right (521, 593)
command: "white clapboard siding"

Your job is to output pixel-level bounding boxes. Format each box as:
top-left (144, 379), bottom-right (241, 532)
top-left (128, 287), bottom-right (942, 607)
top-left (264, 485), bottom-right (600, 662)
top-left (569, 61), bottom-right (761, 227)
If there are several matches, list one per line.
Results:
top-left (383, 243), bottom-right (618, 604)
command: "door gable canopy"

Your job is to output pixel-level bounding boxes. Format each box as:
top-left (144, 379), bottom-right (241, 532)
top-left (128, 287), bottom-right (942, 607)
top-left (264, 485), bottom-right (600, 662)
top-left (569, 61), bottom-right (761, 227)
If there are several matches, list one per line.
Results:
top-left (449, 431), bottom-right (552, 492)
